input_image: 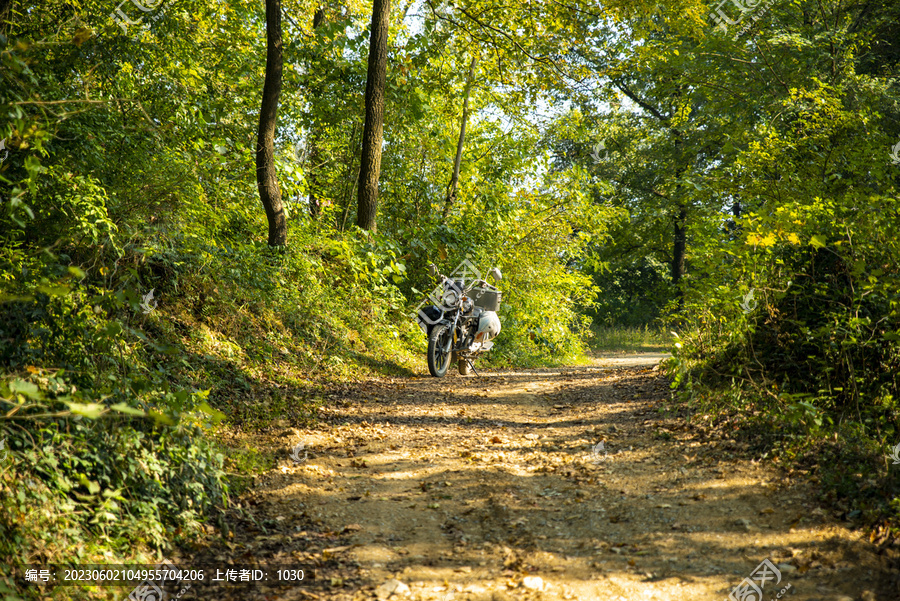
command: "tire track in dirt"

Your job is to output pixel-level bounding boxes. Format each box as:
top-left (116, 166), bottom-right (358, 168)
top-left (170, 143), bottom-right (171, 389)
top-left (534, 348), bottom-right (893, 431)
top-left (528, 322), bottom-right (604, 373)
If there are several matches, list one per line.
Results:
top-left (187, 355), bottom-right (898, 601)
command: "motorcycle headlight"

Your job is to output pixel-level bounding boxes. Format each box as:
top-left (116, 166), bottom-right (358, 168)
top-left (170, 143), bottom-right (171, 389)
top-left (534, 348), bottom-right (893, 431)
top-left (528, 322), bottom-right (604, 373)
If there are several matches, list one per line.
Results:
top-left (441, 289), bottom-right (459, 307)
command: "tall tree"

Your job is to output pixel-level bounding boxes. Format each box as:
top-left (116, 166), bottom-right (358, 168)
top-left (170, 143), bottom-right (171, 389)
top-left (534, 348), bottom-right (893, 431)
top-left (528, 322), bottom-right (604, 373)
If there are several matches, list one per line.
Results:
top-left (257, 0), bottom-right (287, 246)
top-left (307, 5), bottom-right (326, 220)
top-left (356, 0), bottom-right (390, 231)
top-left (442, 55), bottom-right (478, 219)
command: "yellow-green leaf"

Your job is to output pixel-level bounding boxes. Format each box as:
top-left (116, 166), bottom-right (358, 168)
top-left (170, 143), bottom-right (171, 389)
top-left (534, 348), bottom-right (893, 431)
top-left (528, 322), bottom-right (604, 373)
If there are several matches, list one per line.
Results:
top-left (0, 293), bottom-right (34, 303)
top-left (64, 402), bottom-right (106, 419)
top-left (9, 379), bottom-right (42, 400)
top-left (110, 403), bottom-right (145, 417)
top-left (36, 284), bottom-right (70, 296)
top-left (148, 409), bottom-right (176, 426)
top-left (196, 401), bottom-right (226, 424)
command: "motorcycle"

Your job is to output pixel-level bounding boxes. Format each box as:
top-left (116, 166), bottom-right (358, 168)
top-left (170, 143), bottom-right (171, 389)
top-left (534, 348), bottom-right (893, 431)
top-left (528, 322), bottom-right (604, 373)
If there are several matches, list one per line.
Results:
top-left (417, 263), bottom-right (503, 377)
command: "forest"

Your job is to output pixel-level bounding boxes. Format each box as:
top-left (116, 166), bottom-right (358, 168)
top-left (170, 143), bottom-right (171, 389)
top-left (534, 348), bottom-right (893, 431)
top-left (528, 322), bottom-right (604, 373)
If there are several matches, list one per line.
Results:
top-left (1, 0), bottom-right (900, 599)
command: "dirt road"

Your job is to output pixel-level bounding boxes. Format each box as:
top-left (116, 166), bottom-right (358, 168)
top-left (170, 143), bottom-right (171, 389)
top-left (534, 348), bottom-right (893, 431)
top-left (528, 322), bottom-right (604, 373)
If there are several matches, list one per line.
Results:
top-left (188, 355), bottom-right (897, 601)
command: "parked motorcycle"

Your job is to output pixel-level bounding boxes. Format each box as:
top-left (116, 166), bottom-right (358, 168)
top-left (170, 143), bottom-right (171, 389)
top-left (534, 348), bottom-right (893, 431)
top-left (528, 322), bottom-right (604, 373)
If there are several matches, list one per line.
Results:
top-left (417, 263), bottom-right (502, 377)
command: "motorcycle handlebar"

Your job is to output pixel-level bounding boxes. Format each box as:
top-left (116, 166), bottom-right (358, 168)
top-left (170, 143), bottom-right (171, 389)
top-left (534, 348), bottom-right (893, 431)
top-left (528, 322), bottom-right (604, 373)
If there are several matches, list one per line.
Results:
top-left (434, 272), bottom-right (497, 294)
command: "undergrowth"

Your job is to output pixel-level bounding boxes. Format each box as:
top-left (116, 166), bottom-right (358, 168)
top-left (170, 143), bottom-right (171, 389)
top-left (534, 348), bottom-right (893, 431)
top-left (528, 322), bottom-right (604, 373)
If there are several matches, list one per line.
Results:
top-left (0, 224), bottom-right (427, 598)
top-left (663, 369), bottom-right (900, 543)
top-left (664, 199), bottom-right (900, 542)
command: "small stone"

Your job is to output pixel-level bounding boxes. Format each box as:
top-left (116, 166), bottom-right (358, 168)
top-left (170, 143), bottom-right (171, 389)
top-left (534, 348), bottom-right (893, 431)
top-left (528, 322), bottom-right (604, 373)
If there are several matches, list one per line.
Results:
top-left (375, 579), bottom-right (410, 599)
top-left (521, 576), bottom-right (544, 591)
top-left (394, 581), bottom-right (411, 596)
top-left (776, 563), bottom-right (797, 574)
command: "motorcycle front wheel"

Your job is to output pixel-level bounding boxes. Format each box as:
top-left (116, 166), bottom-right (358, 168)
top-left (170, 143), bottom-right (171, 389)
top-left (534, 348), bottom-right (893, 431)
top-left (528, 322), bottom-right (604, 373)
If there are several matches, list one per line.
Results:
top-left (427, 324), bottom-right (453, 377)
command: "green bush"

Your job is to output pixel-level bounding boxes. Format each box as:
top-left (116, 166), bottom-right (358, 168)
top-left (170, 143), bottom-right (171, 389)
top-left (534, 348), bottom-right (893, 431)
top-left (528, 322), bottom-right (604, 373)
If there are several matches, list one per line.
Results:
top-left (588, 256), bottom-right (672, 327)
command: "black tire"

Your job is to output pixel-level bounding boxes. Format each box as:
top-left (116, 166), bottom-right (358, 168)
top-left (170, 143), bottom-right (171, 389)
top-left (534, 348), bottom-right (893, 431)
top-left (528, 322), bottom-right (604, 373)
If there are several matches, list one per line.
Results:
top-left (458, 358), bottom-right (471, 375)
top-left (427, 324), bottom-right (453, 377)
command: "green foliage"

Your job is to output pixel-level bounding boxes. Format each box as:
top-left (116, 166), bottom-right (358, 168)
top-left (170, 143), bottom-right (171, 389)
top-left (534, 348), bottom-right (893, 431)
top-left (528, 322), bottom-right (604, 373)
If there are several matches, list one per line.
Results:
top-left (588, 257), bottom-right (673, 327)
top-left (29, 167), bottom-right (120, 252)
top-left (527, 0), bottom-right (900, 530)
top-left (656, 13), bottom-right (900, 524)
top-left (2, 416), bottom-right (227, 549)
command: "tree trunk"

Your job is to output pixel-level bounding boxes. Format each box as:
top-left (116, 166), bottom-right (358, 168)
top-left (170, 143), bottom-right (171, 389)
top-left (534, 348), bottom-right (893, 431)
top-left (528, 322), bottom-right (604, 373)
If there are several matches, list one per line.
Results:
top-left (671, 202), bottom-right (687, 287)
top-left (356, 0), bottom-right (391, 231)
top-left (256, 0), bottom-right (287, 246)
top-left (338, 122), bottom-right (361, 231)
top-left (442, 55), bottom-right (477, 219)
top-left (308, 5), bottom-right (326, 220)
top-left (671, 134), bottom-right (687, 292)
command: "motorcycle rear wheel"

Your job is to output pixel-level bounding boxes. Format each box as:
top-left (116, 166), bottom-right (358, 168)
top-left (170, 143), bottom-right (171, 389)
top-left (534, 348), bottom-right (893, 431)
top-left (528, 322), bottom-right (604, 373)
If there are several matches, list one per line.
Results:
top-left (427, 324), bottom-right (452, 377)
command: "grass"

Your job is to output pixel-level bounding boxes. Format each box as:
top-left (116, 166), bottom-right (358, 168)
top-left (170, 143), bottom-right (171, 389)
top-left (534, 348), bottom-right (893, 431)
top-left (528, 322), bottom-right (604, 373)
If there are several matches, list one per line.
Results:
top-left (588, 324), bottom-right (670, 353)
